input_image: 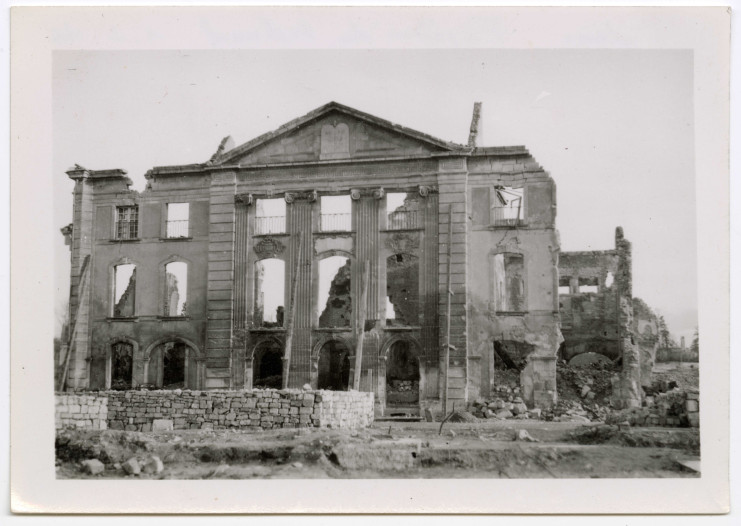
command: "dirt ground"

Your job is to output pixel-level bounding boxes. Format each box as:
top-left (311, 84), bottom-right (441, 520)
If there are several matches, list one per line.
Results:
top-left (56, 420), bottom-right (700, 479)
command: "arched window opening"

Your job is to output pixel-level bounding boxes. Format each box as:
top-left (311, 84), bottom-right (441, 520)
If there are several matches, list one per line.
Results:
top-left (164, 262), bottom-right (188, 316)
top-left (110, 342), bottom-right (133, 390)
top-left (385, 253), bottom-right (419, 326)
top-left (386, 341), bottom-right (420, 406)
top-left (252, 341), bottom-right (283, 389)
top-left (317, 340), bottom-right (350, 391)
top-left (113, 264), bottom-right (136, 317)
top-left (254, 258), bottom-right (285, 327)
top-left (318, 256), bottom-right (352, 328)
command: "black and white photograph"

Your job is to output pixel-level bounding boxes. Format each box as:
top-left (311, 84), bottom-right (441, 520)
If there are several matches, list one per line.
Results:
top-left (9, 5), bottom-right (731, 515)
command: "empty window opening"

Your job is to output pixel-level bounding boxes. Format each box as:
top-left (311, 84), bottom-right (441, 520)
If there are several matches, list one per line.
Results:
top-left (385, 253), bottom-right (419, 326)
top-left (386, 192), bottom-right (419, 230)
top-left (320, 195), bottom-right (351, 232)
top-left (558, 276), bottom-right (571, 295)
top-left (578, 277), bottom-right (599, 294)
top-left (317, 340), bottom-right (351, 391)
top-left (164, 262), bottom-right (188, 316)
top-left (162, 342), bottom-right (186, 389)
top-left (110, 342), bottom-right (133, 390)
top-left (252, 341), bottom-right (283, 389)
top-left (255, 198), bottom-right (286, 235)
top-left (491, 186), bottom-right (523, 226)
top-left (493, 341), bottom-right (535, 371)
top-left (254, 258), bottom-right (285, 327)
top-left (386, 341), bottom-right (420, 406)
top-left (166, 203), bottom-right (190, 238)
top-left (492, 253), bottom-right (525, 311)
top-left (113, 264), bottom-right (136, 317)
top-left (604, 271), bottom-right (615, 288)
top-left (115, 205), bottom-right (138, 240)
top-left (318, 256), bottom-right (352, 328)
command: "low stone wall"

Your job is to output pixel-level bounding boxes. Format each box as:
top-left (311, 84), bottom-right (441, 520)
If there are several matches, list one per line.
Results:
top-left (55, 394), bottom-right (108, 430)
top-left (56, 389), bottom-right (374, 431)
top-left (607, 388), bottom-right (699, 428)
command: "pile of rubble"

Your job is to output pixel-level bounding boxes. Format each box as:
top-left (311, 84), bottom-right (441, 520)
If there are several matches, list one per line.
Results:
top-left (388, 380), bottom-right (418, 393)
top-left (470, 385), bottom-right (543, 421)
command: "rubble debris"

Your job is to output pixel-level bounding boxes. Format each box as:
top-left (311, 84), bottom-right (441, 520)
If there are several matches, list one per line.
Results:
top-left (142, 455), bottom-right (164, 475)
top-left (122, 458), bottom-right (141, 475)
top-left (516, 430), bottom-right (539, 442)
top-left (80, 459), bottom-right (105, 475)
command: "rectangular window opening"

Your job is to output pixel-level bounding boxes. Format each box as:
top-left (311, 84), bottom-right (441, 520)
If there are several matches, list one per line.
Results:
top-left (558, 276), bottom-right (571, 295)
top-left (578, 277), bottom-right (599, 294)
top-left (493, 253), bottom-right (525, 312)
top-left (164, 262), bottom-right (188, 316)
top-left (113, 264), bottom-right (136, 317)
top-left (320, 195), bottom-right (351, 232)
top-left (166, 203), bottom-right (190, 238)
top-left (115, 205), bottom-right (138, 240)
top-left (386, 192), bottom-right (419, 230)
top-left (255, 198), bottom-right (286, 235)
top-left (491, 186), bottom-right (524, 227)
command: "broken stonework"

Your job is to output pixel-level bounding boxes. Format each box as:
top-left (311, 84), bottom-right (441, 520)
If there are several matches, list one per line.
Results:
top-left (80, 459), bottom-right (105, 475)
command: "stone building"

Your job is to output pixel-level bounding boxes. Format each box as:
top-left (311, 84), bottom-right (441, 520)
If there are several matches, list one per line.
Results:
top-left (60, 101), bottom-right (562, 415)
top-left (558, 227), bottom-right (659, 405)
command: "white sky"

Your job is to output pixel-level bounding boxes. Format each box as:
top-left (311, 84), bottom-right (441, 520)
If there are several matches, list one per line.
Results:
top-left (53, 49), bottom-right (697, 341)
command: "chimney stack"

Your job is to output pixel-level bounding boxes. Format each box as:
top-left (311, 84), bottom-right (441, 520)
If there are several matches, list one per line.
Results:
top-left (467, 102), bottom-right (482, 148)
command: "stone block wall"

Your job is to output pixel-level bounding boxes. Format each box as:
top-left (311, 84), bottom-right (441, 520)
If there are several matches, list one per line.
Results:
top-left (608, 388), bottom-right (700, 428)
top-left (56, 389), bottom-right (374, 431)
top-left (55, 394), bottom-right (108, 430)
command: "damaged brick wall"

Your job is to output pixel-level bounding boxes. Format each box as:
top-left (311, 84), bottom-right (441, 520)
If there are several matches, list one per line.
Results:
top-left (319, 260), bottom-right (352, 328)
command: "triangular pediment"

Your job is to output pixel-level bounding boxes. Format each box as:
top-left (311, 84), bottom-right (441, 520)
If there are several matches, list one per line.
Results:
top-left (211, 102), bottom-right (467, 166)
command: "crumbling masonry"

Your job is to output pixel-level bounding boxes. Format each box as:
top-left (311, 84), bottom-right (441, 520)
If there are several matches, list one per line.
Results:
top-left (61, 100), bottom-right (636, 416)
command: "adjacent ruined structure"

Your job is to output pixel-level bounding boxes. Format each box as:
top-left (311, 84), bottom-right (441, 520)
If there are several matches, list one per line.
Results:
top-left (60, 101), bottom-right (563, 415)
top-left (558, 227), bottom-right (659, 407)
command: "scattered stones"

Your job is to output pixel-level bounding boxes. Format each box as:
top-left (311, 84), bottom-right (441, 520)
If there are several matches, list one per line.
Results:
top-left (142, 455), bottom-right (164, 475)
top-left (495, 409), bottom-right (513, 419)
top-left (80, 459), bottom-right (105, 475)
top-left (516, 429), bottom-right (539, 442)
top-left (122, 458), bottom-right (141, 475)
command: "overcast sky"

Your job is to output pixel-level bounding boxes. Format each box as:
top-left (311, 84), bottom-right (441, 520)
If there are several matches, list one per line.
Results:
top-left (53, 49), bottom-right (697, 341)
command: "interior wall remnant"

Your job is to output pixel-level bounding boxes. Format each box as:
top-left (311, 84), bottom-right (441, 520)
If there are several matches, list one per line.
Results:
top-left (385, 253), bottom-right (419, 326)
top-left (493, 340), bottom-right (535, 371)
top-left (318, 257), bottom-right (352, 328)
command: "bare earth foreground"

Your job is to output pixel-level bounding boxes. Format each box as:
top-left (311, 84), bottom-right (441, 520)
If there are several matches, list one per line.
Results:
top-left (56, 419), bottom-right (699, 479)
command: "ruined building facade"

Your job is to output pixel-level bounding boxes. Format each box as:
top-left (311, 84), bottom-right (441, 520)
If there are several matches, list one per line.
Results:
top-left (61, 102), bottom-right (562, 414)
top-left (558, 228), bottom-right (658, 406)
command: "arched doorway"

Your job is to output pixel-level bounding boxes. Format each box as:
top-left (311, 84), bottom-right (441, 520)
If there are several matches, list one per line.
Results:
top-left (317, 340), bottom-right (351, 391)
top-left (385, 340), bottom-right (420, 410)
top-left (110, 342), bottom-right (133, 390)
top-left (252, 340), bottom-right (283, 389)
top-left (146, 340), bottom-right (201, 389)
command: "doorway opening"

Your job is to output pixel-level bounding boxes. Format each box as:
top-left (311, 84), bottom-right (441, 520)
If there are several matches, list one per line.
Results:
top-left (317, 340), bottom-right (351, 391)
top-left (253, 340), bottom-right (283, 389)
top-left (386, 340), bottom-right (420, 409)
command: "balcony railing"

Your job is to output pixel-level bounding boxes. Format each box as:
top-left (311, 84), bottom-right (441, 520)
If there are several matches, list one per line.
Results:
top-left (255, 215), bottom-right (286, 235)
top-left (115, 220), bottom-right (138, 240)
top-left (320, 213), bottom-right (351, 232)
top-left (491, 202), bottom-right (523, 227)
top-left (387, 209), bottom-right (419, 230)
top-left (166, 220), bottom-right (189, 238)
